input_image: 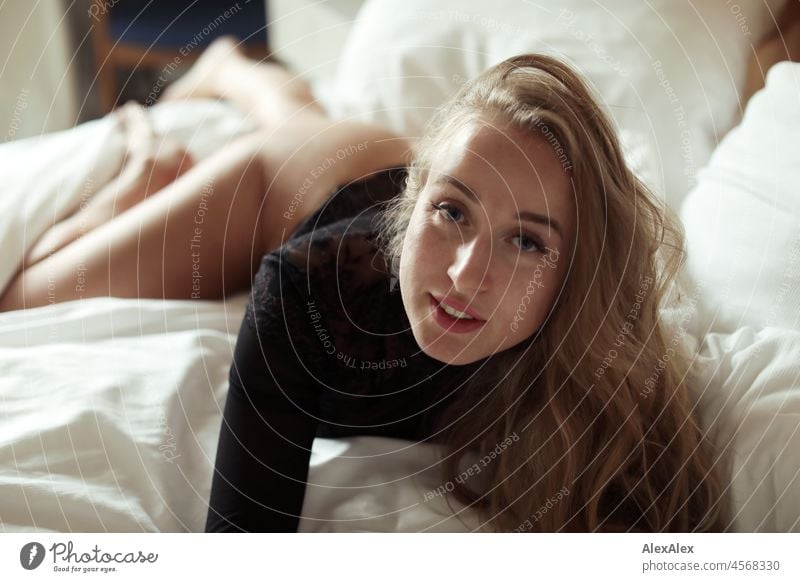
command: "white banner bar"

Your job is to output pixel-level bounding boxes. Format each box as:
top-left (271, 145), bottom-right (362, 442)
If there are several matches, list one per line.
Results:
top-left (1, 533), bottom-right (799, 581)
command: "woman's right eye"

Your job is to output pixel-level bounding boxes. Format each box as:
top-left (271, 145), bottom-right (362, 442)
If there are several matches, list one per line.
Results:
top-left (430, 202), bottom-right (463, 223)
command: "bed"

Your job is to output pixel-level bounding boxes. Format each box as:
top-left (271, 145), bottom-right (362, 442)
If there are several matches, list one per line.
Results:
top-left (1, 0), bottom-right (798, 532)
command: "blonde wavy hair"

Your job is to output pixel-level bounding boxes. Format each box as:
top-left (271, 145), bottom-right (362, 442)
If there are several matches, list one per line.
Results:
top-left (374, 54), bottom-right (727, 532)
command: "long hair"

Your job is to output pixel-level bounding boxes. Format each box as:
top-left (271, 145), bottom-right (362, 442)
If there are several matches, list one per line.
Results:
top-left (374, 54), bottom-right (727, 532)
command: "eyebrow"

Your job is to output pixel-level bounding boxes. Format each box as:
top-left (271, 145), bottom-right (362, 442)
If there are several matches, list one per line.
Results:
top-left (437, 174), bottom-right (564, 240)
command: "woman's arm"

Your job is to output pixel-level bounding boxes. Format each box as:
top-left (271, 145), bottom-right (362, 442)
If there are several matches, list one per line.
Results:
top-left (205, 251), bottom-right (326, 532)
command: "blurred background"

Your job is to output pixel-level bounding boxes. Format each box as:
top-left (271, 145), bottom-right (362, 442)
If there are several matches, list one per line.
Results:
top-left (0, 0), bottom-right (364, 140)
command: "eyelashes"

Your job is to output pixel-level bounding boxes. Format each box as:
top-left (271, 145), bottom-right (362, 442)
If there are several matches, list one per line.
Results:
top-left (430, 201), bottom-right (463, 222)
top-left (429, 201), bottom-right (545, 253)
top-left (514, 234), bottom-right (543, 253)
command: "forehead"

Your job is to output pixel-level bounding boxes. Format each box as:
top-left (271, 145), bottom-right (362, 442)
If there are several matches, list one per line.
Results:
top-left (428, 119), bottom-right (573, 222)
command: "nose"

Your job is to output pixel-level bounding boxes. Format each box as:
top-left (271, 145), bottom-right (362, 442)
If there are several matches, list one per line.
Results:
top-left (446, 236), bottom-right (491, 294)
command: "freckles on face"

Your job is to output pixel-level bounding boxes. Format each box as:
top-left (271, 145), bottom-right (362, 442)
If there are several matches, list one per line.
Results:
top-left (399, 117), bottom-right (574, 366)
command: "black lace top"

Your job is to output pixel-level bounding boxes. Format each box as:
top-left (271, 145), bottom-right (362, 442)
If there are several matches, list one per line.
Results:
top-left (205, 167), bottom-right (479, 532)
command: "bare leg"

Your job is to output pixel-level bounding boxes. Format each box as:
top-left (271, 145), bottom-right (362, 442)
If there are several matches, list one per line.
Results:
top-left (162, 36), bottom-right (325, 125)
top-left (24, 103), bottom-right (194, 268)
top-left (0, 133), bottom-right (261, 309)
top-left (162, 37), bottom-right (416, 178)
top-left (161, 36), bottom-right (418, 161)
top-left (0, 112), bottom-right (412, 311)
top-left (0, 37), bottom-right (414, 311)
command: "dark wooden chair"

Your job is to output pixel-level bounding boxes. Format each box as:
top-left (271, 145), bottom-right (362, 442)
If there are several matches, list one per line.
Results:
top-left (91, 0), bottom-right (270, 112)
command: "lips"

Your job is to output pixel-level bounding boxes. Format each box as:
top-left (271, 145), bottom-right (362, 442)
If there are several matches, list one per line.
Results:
top-left (431, 294), bottom-right (485, 321)
top-left (428, 293), bottom-right (487, 334)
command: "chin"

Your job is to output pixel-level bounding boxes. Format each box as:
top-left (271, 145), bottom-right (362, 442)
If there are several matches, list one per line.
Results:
top-left (421, 346), bottom-right (463, 365)
top-left (416, 336), bottom-right (485, 366)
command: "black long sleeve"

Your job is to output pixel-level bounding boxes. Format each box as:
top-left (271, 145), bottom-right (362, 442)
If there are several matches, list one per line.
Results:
top-left (205, 253), bottom-right (327, 532)
top-left (204, 167), bottom-right (467, 532)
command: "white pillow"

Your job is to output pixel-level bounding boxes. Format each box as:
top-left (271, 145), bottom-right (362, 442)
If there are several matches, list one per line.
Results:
top-left (691, 326), bottom-right (800, 532)
top-left (328, 0), bottom-right (785, 210)
top-left (681, 61), bottom-right (800, 335)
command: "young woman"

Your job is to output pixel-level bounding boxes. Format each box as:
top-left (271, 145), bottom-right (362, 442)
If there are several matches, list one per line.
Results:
top-left (3, 16), bottom-right (796, 530)
top-left (197, 44), bottom-right (733, 531)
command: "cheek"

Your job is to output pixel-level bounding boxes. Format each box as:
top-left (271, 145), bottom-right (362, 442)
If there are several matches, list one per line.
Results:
top-left (501, 259), bottom-right (563, 331)
top-left (400, 214), bottom-right (446, 284)
top-left (399, 220), bottom-right (426, 296)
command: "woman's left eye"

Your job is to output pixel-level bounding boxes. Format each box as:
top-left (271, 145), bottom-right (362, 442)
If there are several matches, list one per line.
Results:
top-left (430, 202), bottom-right (463, 222)
top-left (512, 234), bottom-right (541, 253)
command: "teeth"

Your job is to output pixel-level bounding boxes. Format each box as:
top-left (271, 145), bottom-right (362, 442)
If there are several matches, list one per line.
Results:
top-left (440, 303), bottom-right (474, 320)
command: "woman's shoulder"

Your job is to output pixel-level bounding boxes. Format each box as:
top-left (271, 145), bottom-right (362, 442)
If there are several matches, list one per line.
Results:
top-left (246, 202), bottom-right (400, 339)
top-left (245, 165), bottom-right (408, 373)
top-left (290, 166), bottom-right (408, 240)
top-left (245, 215), bottom-right (411, 393)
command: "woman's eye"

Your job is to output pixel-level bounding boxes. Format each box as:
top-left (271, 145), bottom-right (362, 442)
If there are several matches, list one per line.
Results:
top-left (430, 202), bottom-right (463, 223)
top-left (512, 234), bottom-right (541, 253)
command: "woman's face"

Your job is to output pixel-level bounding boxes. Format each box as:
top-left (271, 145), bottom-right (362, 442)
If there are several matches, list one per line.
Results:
top-left (399, 117), bottom-right (574, 365)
